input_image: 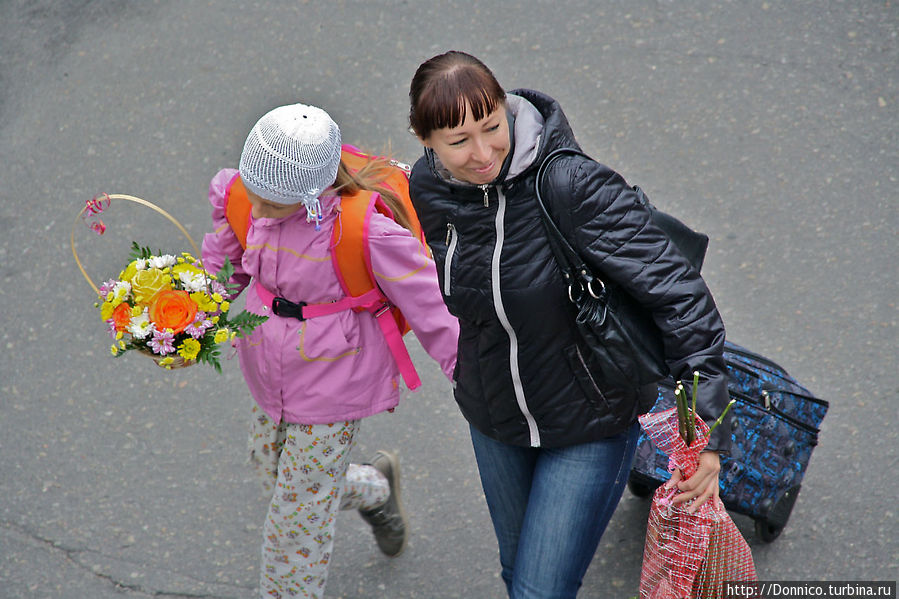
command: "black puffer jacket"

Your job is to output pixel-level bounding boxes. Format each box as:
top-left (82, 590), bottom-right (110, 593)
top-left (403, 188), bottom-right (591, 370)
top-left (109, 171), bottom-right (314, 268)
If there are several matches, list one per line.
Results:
top-left (409, 89), bottom-right (732, 451)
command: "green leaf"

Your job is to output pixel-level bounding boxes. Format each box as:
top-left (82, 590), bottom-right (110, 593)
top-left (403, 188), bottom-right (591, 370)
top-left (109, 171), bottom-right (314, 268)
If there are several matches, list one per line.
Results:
top-left (196, 340), bottom-right (223, 374)
top-left (127, 242), bottom-right (160, 261)
top-left (216, 257), bottom-right (235, 285)
top-left (226, 311), bottom-right (268, 337)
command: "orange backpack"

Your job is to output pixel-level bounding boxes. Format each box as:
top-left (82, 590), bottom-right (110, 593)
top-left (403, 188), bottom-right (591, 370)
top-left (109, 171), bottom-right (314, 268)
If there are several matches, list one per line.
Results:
top-left (223, 145), bottom-right (426, 389)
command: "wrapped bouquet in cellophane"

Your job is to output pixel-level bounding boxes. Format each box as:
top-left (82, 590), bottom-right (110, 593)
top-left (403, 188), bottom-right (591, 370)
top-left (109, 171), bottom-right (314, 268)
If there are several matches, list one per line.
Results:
top-left (639, 374), bottom-right (757, 598)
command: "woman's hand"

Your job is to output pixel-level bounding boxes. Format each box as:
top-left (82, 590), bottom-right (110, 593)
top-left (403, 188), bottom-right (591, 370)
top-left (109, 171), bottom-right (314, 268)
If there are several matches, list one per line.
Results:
top-left (665, 450), bottom-right (720, 513)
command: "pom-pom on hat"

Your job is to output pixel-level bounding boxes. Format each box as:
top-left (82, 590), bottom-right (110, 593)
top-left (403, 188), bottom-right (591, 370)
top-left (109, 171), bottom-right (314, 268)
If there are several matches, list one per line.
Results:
top-left (239, 103), bottom-right (342, 206)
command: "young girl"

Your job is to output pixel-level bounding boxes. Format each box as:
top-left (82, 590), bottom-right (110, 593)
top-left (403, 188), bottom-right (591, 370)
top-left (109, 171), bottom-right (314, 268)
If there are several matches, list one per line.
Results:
top-left (201, 103), bottom-right (458, 598)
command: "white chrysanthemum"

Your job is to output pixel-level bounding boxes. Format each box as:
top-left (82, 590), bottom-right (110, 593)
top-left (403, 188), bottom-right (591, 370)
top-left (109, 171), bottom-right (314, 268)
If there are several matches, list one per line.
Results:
top-left (149, 255), bottom-right (176, 269)
top-left (135, 258), bottom-right (148, 270)
top-left (112, 280), bottom-right (132, 300)
top-left (179, 270), bottom-right (207, 293)
top-left (127, 309), bottom-right (154, 339)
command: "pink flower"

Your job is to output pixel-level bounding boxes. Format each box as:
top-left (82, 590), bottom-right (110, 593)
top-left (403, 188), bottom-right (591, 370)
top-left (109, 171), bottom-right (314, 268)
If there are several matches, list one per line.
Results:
top-left (99, 279), bottom-right (118, 296)
top-left (146, 329), bottom-right (176, 355)
top-left (184, 312), bottom-right (213, 339)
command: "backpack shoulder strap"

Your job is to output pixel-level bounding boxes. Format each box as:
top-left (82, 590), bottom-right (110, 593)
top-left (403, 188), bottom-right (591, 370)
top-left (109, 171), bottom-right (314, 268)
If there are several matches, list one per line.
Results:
top-left (331, 147), bottom-right (422, 389)
top-left (224, 173), bottom-right (251, 249)
top-left (330, 187), bottom-right (378, 300)
top-left (329, 188), bottom-right (421, 390)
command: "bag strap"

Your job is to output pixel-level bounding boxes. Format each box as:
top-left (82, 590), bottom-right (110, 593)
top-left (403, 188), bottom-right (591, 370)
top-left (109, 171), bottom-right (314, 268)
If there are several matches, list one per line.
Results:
top-left (534, 148), bottom-right (608, 301)
top-left (535, 146), bottom-right (711, 298)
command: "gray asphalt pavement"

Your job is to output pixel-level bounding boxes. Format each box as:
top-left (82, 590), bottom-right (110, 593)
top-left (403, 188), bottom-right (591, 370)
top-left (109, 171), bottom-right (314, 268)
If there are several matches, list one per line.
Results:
top-left (1, 1), bottom-right (896, 598)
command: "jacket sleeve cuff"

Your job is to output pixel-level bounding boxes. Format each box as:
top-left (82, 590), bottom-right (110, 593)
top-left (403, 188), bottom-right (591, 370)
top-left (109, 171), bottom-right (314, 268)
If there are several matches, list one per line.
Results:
top-left (698, 371), bottom-right (733, 455)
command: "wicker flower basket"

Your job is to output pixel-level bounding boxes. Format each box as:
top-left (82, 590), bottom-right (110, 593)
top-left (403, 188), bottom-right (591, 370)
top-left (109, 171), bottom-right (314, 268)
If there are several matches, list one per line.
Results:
top-left (72, 193), bottom-right (203, 370)
top-left (137, 347), bottom-right (195, 370)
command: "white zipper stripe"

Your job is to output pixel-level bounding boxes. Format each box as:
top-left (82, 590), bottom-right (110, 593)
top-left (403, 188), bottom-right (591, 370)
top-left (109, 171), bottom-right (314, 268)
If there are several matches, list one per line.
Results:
top-left (491, 188), bottom-right (541, 447)
top-left (444, 224), bottom-right (457, 296)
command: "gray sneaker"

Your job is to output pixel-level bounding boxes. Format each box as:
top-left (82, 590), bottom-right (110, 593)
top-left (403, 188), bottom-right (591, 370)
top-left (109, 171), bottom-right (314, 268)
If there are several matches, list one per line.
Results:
top-left (359, 450), bottom-right (407, 557)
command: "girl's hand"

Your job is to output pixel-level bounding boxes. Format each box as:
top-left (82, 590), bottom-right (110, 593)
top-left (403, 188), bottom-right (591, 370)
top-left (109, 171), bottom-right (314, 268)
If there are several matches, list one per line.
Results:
top-left (665, 450), bottom-right (720, 513)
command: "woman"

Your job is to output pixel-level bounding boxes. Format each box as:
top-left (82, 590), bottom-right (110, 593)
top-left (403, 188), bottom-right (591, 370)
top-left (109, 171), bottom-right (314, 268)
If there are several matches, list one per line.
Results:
top-left (407, 51), bottom-right (732, 598)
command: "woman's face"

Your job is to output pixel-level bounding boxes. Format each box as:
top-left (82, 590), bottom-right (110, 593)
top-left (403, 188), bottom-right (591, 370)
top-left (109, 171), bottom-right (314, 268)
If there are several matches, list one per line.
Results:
top-left (421, 103), bottom-right (510, 186)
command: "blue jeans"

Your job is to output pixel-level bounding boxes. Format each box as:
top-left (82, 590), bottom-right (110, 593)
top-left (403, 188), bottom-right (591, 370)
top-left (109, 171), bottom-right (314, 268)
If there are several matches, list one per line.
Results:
top-left (469, 423), bottom-right (639, 599)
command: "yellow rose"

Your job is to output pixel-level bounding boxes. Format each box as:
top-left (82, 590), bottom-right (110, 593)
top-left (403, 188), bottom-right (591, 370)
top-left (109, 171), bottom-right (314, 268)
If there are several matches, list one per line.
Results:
top-left (131, 268), bottom-right (172, 305)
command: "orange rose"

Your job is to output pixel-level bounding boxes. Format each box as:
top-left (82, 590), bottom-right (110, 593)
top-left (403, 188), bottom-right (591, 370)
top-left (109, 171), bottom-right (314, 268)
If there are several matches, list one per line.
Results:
top-left (112, 302), bottom-right (133, 332)
top-left (149, 290), bottom-right (197, 334)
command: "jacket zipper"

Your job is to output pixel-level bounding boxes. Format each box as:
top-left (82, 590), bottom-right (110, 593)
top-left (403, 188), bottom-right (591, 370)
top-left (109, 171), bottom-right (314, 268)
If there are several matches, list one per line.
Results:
top-left (574, 345), bottom-right (608, 404)
top-left (444, 223), bottom-right (458, 296)
top-left (479, 184), bottom-right (490, 207)
top-left (490, 187), bottom-right (540, 447)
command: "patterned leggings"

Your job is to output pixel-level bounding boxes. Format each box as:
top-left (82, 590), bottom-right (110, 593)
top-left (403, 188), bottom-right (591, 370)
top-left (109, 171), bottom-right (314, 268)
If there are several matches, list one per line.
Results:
top-left (249, 405), bottom-right (390, 598)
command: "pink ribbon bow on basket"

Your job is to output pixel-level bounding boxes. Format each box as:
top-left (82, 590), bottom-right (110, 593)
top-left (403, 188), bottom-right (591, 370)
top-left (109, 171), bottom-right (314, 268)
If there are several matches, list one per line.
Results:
top-left (82, 193), bottom-right (111, 235)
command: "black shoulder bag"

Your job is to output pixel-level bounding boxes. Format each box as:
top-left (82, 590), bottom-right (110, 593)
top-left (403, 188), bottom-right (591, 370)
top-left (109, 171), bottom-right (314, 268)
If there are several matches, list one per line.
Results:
top-left (534, 148), bottom-right (709, 389)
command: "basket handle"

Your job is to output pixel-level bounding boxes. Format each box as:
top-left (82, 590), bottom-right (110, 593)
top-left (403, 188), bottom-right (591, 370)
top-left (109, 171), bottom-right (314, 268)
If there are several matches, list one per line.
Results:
top-left (71, 194), bottom-right (201, 298)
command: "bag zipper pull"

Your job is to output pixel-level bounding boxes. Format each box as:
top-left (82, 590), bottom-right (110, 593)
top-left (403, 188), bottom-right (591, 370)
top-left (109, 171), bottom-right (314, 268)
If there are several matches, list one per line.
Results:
top-left (479, 184), bottom-right (490, 207)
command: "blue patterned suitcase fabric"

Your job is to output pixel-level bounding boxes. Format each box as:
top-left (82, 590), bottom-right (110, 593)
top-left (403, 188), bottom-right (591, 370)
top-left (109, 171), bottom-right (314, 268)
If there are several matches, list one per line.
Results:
top-left (629, 341), bottom-right (829, 542)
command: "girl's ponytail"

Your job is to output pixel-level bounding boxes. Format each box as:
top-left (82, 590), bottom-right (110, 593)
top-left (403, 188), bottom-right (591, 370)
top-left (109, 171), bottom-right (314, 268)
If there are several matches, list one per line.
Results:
top-left (333, 159), bottom-right (414, 233)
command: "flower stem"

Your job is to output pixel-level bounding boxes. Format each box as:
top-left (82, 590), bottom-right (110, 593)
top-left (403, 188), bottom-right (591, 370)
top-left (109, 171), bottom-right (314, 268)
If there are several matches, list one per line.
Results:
top-left (708, 399), bottom-right (736, 436)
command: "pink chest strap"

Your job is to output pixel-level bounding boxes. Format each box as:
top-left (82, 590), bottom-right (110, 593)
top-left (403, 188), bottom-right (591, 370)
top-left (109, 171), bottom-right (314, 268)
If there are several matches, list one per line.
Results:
top-left (253, 281), bottom-right (421, 390)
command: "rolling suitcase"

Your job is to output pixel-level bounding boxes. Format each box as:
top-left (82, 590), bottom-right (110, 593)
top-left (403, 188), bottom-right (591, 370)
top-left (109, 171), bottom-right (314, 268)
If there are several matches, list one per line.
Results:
top-left (628, 341), bottom-right (829, 542)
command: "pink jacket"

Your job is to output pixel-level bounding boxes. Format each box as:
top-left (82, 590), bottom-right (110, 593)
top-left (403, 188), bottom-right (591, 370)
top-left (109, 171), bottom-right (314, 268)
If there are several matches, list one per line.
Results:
top-left (201, 168), bottom-right (459, 425)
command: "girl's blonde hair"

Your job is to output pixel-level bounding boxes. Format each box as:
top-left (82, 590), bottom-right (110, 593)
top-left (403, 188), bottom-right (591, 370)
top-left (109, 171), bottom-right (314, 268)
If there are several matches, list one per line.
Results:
top-left (333, 158), bottom-right (414, 233)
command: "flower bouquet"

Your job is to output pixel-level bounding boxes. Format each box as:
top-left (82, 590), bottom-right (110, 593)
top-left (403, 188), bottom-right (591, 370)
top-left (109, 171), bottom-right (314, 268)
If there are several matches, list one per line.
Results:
top-left (72, 193), bottom-right (265, 373)
top-left (97, 242), bottom-right (265, 372)
top-left (638, 373), bottom-right (756, 599)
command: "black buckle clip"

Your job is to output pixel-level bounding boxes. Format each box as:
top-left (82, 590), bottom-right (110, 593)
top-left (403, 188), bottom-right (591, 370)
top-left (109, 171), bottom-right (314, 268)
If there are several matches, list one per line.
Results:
top-left (272, 297), bottom-right (307, 320)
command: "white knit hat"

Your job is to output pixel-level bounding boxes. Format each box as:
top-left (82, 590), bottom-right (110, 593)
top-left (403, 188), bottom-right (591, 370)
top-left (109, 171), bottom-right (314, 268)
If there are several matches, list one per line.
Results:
top-left (239, 103), bottom-right (342, 206)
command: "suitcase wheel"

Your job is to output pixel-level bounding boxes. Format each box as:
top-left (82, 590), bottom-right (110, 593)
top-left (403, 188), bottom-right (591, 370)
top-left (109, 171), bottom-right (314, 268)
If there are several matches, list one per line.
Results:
top-left (755, 518), bottom-right (784, 543)
top-left (754, 484), bottom-right (801, 543)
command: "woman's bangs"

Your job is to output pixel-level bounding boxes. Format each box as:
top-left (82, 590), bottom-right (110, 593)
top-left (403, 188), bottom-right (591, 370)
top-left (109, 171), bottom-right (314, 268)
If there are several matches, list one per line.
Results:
top-left (428, 70), bottom-right (502, 131)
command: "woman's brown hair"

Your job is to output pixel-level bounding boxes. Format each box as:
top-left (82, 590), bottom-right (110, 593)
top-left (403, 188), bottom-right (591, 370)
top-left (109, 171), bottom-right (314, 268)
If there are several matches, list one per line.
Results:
top-left (409, 51), bottom-right (506, 140)
top-left (333, 158), bottom-right (413, 233)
